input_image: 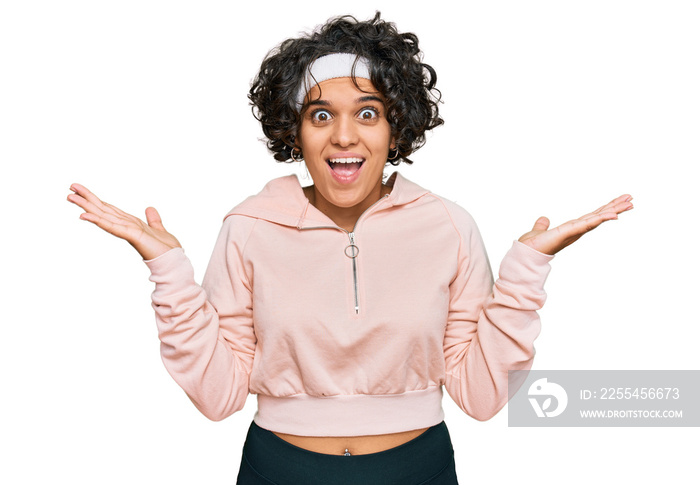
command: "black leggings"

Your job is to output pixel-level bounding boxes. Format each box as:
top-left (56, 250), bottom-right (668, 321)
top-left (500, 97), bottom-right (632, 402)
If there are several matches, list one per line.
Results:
top-left (236, 421), bottom-right (459, 484)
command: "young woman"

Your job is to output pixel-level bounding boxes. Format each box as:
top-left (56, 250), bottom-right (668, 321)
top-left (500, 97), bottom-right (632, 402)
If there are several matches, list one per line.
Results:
top-left (67, 13), bottom-right (632, 485)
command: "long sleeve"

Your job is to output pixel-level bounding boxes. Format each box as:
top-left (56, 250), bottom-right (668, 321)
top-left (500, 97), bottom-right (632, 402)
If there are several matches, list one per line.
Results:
top-left (442, 207), bottom-right (554, 421)
top-left (144, 215), bottom-right (257, 421)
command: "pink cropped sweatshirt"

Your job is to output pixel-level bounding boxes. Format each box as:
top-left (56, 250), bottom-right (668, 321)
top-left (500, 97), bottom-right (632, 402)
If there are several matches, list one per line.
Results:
top-left (145, 172), bottom-right (554, 436)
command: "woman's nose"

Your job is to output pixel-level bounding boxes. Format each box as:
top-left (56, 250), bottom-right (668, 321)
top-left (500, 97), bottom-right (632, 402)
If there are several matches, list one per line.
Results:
top-left (330, 116), bottom-right (359, 147)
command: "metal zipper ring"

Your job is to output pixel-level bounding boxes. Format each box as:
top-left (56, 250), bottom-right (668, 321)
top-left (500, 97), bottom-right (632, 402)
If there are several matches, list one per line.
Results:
top-left (344, 244), bottom-right (359, 258)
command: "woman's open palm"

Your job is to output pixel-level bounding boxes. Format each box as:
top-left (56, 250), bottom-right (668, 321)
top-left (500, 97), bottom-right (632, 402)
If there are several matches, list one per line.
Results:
top-left (67, 184), bottom-right (181, 260)
top-left (518, 194), bottom-right (633, 255)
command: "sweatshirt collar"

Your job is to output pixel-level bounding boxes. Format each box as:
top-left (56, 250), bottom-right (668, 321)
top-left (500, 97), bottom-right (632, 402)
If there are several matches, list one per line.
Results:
top-left (226, 171), bottom-right (430, 229)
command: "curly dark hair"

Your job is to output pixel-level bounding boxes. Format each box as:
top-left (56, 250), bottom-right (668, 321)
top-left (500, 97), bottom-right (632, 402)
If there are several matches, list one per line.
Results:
top-left (248, 12), bottom-right (443, 165)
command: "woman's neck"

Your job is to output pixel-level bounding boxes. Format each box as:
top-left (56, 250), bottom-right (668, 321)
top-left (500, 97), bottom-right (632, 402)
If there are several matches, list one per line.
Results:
top-left (303, 183), bottom-right (391, 232)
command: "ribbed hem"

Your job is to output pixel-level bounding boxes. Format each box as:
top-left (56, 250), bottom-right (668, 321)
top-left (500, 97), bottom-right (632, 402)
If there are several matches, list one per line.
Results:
top-left (254, 387), bottom-right (445, 437)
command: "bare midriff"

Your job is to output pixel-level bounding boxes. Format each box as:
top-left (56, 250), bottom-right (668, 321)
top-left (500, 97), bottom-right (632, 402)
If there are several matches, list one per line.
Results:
top-left (272, 427), bottom-right (430, 456)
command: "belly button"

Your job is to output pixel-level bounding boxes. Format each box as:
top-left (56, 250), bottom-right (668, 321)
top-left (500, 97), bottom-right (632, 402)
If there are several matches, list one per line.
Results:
top-left (344, 448), bottom-right (351, 456)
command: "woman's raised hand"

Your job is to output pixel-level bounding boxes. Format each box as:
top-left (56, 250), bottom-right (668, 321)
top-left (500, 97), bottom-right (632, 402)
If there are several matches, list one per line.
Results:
top-left (67, 184), bottom-right (182, 261)
top-left (518, 194), bottom-right (633, 256)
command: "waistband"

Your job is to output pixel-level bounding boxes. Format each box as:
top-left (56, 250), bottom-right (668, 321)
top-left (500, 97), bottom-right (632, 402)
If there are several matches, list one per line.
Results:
top-left (254, 387), bottom-right (445, 436)
top-left (241, 420), bottom-right (455, 485)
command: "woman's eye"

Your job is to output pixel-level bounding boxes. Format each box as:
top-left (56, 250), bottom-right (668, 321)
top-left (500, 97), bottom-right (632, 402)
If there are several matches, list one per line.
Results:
top-left (359, 108), bottom-right (378, 120)
top-left (312, 110), bottom-right (332, 122)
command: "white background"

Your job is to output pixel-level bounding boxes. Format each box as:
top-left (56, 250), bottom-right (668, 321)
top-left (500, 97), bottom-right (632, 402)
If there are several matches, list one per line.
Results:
top-left (2, 1), bottom-right (698, 483)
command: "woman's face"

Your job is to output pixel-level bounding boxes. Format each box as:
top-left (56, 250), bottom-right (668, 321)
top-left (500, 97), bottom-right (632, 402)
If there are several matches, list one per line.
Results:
top-left (298, 77), bottom-right (395, 223)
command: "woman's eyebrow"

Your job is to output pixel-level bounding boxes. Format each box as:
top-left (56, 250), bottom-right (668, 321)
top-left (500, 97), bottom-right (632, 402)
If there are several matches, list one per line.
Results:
top-left (306, 99), bottom-right (330, 107)
top-left (356, 95), bottom-right (383, 104)
top-left (306, 95), bottom-right (384, 108)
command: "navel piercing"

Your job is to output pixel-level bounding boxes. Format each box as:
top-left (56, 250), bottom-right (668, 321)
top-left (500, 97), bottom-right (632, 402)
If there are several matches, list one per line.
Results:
top-left (344, 448), bottom-right (351, 456)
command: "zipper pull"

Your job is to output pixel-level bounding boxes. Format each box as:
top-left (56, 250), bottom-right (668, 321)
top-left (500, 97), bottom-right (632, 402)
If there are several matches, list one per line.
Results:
top-left (344, 232), bottom-right (359, 258)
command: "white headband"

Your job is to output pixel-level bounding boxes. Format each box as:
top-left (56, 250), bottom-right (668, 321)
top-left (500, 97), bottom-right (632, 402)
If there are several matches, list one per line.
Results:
top-left (295, 53), bottom-right (372, 109)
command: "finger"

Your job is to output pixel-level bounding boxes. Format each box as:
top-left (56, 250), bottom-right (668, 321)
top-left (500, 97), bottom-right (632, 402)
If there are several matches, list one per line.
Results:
top-left (562, 211), bottom-right (618, 238)
top-left (145, 207), bottom-right (166, 231)
top-left (78, 211), bottom-right (132, 239)
top-left (67, 192), bottom-right (108, 218)
top-left (531, 216), bottom-right (550, 232)
top-left (592, 201), bottom-right (633, 220)
top-left (68, 184), bottom-right (119, 219)
top-left (70, 183), bottom-right (107, 209)
top-left (591, 194), bottom-right (633, 216)
top-left (569, 198), bottom-right (632, 231)
top-left (613, 197), bottom-right (634, 213)
top-left (69, 191), bottom-right (145, 236)
top-left (69, 185), bottom-right (137, 222)
top-left (102, 200), bottom-right (135, 219)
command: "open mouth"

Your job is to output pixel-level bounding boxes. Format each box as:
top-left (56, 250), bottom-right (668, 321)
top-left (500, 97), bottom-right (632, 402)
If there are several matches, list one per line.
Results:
top-left (327, 157), bottom-right (364, 177)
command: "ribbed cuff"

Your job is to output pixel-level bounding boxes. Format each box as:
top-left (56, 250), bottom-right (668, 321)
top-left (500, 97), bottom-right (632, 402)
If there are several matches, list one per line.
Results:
top-left (144, 247), bottom-right (195, 289)
top-left (498, 241), bottom-right (554, 292)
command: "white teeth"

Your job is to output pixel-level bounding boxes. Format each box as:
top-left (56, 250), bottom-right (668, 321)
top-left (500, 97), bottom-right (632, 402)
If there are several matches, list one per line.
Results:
top-left (328, 157), bottom-right (364, 164)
